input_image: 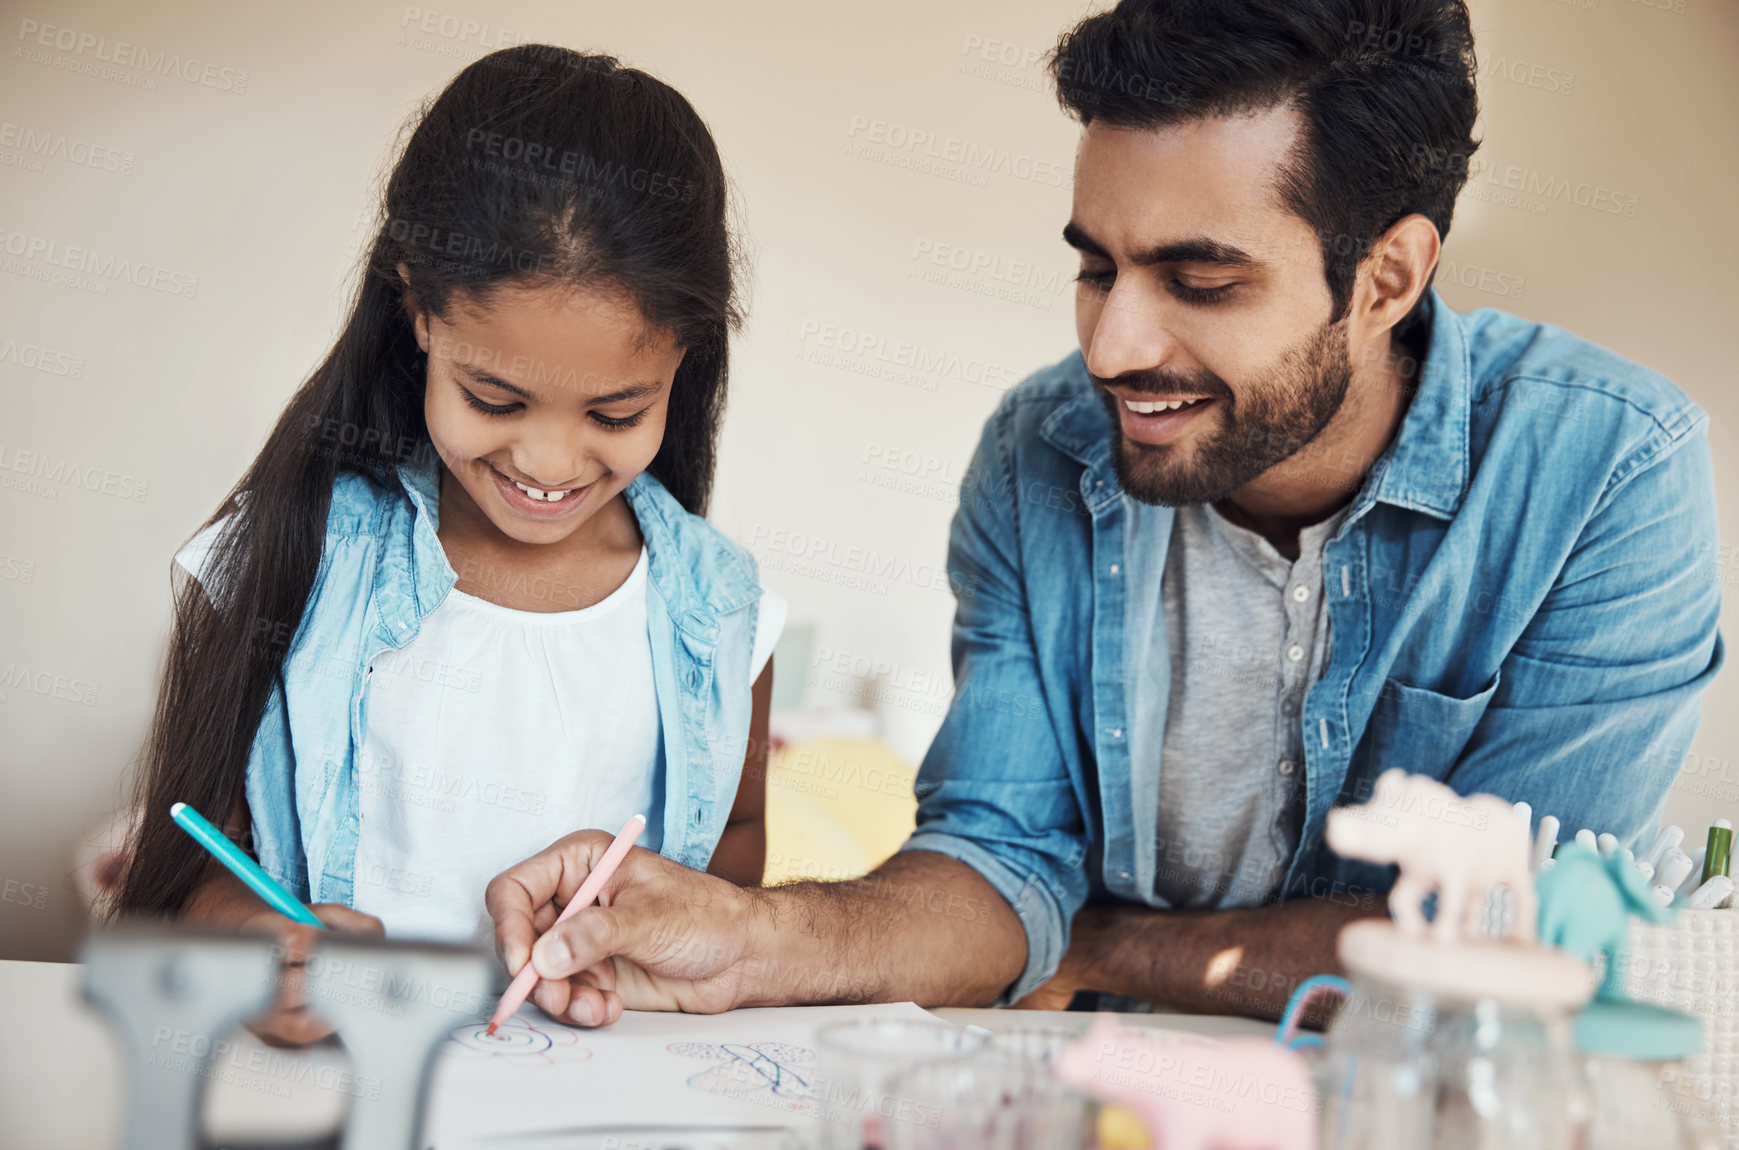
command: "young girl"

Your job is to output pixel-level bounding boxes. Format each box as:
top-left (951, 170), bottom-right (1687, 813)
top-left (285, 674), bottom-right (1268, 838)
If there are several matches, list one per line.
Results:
top-left (115, 45), bottom-right (780, 1029)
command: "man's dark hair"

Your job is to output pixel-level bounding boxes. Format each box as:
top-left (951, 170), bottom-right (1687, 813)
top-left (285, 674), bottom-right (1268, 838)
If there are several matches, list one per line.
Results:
top-left (1050, 0), bottom-right (1480, 325)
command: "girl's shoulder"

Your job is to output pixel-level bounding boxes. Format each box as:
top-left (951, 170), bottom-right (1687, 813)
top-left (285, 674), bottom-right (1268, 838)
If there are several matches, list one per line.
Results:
top-left (173, 468), bottom-right (405, 594)
top-left (623, 473), bottom-right (762, 618)
top-left (326, 468), bottom-right (406, 538)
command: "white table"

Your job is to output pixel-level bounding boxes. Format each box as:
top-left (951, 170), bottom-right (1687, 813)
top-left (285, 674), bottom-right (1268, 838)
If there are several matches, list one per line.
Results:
top-left (0, 958), bottom-right (1273, 1149)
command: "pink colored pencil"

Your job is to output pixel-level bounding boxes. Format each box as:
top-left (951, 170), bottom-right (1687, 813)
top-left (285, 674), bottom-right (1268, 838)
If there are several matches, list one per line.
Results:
top-left (486, 813), bottom-right (646, 1034)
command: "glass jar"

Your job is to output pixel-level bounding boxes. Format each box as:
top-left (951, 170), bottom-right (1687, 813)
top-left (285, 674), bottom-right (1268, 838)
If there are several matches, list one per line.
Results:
top-left (1576, 998), bottom-right (1719, 1150)
top-left (1317, 920), bottom-right (1597, 1149)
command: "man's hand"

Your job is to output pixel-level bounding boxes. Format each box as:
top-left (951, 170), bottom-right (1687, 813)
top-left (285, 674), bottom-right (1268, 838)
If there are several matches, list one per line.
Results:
top-left (487, 831), bottom-right (762, 1027)
top-left (1020, 899), bottom-right (1383, 1022)
top-left (1010, 942), bottom-right (1095, 1011)
top-left (487, 842), bottom-right (1028, 1028)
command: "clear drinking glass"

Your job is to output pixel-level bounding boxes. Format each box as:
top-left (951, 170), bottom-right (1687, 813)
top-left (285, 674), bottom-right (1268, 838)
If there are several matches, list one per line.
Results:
top-left (813, 1019), bottom-right (987, 1150)
top-left (880, 1052), bottom-right (1091, 1150)
top-left (985, 1022), bottom-right (1091, 1065)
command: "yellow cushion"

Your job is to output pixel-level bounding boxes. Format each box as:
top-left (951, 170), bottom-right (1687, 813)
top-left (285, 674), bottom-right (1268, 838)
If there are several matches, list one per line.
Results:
top-left (763, 738), bottom-right (918, 885)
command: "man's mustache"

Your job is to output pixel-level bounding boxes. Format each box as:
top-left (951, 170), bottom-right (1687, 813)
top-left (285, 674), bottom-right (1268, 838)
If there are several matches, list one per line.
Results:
top-left (1090, 368), bottom-right (1234, 401)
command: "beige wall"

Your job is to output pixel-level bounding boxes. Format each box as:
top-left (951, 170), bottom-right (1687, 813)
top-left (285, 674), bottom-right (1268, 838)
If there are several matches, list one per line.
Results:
top-left (1, 0), bottom-right (1734, 961)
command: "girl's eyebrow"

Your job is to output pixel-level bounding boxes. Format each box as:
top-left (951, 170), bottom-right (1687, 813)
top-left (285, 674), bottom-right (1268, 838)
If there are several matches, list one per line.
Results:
top-left (586, 381), bottom-right (664, 405)
top-left (462, 367), bottom-right (538, 401)
top-left (461, 366), bottom-right (663, 406)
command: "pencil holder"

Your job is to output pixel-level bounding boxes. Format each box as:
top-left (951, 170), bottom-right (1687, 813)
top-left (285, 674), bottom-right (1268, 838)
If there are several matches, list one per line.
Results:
top-left (1625, 910), bottom-right (1739, 1145)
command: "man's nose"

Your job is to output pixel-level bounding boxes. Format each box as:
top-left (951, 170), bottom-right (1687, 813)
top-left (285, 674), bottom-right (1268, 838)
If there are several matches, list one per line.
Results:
top-left (1082, 282), bottom-right (1180, 381)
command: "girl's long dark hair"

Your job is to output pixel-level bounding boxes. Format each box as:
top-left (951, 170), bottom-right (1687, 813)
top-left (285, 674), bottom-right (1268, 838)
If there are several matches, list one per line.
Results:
top-left (115, 46), bottom-right (741, 916)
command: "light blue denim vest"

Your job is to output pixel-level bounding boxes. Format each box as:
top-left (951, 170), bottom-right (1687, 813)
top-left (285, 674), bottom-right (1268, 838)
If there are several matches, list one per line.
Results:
top-left (244, 453), bottom-right (763, 904)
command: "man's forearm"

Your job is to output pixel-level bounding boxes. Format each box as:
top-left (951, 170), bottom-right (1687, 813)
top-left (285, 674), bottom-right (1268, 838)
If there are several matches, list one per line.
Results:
top-left (1070, 898), bottom-right (1384, 1022)
top-left (735, 849), bottom-right (1029, 1009)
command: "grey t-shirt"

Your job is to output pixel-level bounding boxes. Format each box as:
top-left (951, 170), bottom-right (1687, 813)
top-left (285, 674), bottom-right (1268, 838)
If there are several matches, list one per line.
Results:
top-left (1131, 499), bottom-right (1349, 909)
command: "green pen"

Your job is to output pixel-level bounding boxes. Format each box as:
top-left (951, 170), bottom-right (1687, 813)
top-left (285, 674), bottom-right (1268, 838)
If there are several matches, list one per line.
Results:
top-left (1701, 818), bottom-right (1733, 888)
top-left (169, 802), bottom-right (325, 928)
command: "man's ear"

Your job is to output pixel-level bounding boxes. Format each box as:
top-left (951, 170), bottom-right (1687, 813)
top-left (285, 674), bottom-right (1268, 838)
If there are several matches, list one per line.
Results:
top-left (1358, 214), bottom-right (1441, 339)
top-left (395, 261), bottom-right (429, 354)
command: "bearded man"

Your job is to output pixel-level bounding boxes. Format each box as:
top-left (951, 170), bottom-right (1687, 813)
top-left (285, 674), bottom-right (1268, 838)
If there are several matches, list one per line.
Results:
top-left (486, 0), bottom-right (1722, 1025)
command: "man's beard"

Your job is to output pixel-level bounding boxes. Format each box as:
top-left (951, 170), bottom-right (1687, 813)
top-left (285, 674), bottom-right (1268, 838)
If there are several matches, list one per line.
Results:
top-left (1095, 318), bottom-right (1353, 507)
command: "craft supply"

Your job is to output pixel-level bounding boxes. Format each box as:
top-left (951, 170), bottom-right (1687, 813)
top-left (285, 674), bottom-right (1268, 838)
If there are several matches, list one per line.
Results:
top-left (169, 802), bottom-right (325, 928)
top-left (1700, 820), bottom-right (1732, 886)
top-left (486, 813), bottom-right (646, 1035)
top-left (1054, 1017), bottom-right (1312, 1150)
top-left (1532, 815), bottom-right (1561, 873)
top-left (1576, 827), bottom-right (1599, 854)
top-left (1539, 843), bottom-right (1673, 999)
top-left (1645, 825), bottom-right (1685, 872)
top-left (1656, 848), bottom-right (1696, 896)
top-left (1677, 846), bottom-right (1707, 899)
top-left (81, 925), bottom-right (281, 1150)
top-left (1683, 875), bottom-right (1734, 911)
top-left (1625, 909), bottom-right (1739, 1142)
top-left (1325, 769), bottom-right (1536, 942)
top-left (305, 934), bottom-right (493, 1150)
top-left (1650, 884), bottom-right (1676, 907)
top-left (1635, 859), bottom-right (1655, 883)
top-left (1596, 832), bottom-right (1619, 858)
top-left (81, 923), bottom-right (494, 1150)
top-left (1322, 771), bottom-right (1594, 1149)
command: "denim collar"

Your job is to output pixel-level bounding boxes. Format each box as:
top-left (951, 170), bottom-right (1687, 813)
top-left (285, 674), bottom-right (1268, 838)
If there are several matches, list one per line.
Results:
top-left (387, 451), bottom-right (759, 641)
top-left (1039, 288), bottom-right (1471, 521)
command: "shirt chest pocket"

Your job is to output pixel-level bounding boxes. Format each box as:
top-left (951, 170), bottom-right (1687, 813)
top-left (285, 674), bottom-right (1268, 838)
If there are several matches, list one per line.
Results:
top-left (1360, 672), bottom-right (1502, 782)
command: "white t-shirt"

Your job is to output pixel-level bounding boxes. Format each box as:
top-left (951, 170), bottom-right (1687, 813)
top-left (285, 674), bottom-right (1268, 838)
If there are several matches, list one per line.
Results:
top-left (175, 531), bottom-right (784, 943)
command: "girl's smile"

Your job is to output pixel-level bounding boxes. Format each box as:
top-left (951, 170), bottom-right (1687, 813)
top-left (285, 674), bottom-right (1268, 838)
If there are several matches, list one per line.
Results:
top-left (486, 462), bottom-right (602, 520)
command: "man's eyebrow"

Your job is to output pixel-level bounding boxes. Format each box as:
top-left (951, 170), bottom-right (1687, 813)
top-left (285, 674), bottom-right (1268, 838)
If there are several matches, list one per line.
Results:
top-left (1130, 238), bottom-right (1261, 269)
top-left (1062, 221), bottom-right (1110, 259)
top-left (461, 366), bottom-right (663, 405)
top-left (1063, 222), bottom-right (1262, 270)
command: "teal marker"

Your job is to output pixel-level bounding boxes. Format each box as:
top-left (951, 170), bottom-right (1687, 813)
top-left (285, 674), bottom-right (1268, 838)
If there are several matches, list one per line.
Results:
top-left (169, 802), bottom-right (325, 928)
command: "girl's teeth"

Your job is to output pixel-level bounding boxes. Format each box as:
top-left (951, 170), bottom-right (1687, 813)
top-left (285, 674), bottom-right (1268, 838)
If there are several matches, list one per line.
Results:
top-left (512, 479), bottom-right (569, 502)
top-left (1124, 398), bottom-right (1202, 414)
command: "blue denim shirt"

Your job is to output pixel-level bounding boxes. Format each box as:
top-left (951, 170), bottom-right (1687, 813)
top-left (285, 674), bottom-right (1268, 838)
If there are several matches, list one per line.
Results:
top-left (242, 453), bottom-right (764, 905)
top-left (903, 291), bottom-right (1724, 1002)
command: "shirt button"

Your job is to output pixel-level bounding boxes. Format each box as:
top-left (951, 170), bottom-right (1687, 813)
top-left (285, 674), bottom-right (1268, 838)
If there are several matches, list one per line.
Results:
top-left (1109, 728), bottom-right (1122, 739)
top-left (1291, 585), bottom-right (1310, 602)
top-left (1278, 758), bottom-right (1295, 776)
top-left (1282, 699), bottom-right (1298, 716)
top-left (1287, 644), bottom-right (1305, 662)
top-left (1118, 871), bottom-right (1131, 880)
top-left (1109, 564), bottom-right (1120, 575)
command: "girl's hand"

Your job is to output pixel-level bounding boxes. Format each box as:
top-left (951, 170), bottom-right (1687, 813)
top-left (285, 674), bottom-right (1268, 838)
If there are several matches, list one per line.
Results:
top-left (240, 903), bottom-right (385, 1047)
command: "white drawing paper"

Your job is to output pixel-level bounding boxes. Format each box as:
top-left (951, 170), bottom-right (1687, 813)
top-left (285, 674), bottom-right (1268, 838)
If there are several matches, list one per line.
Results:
top-left (422, 1000), bottom-right (939, 1147)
